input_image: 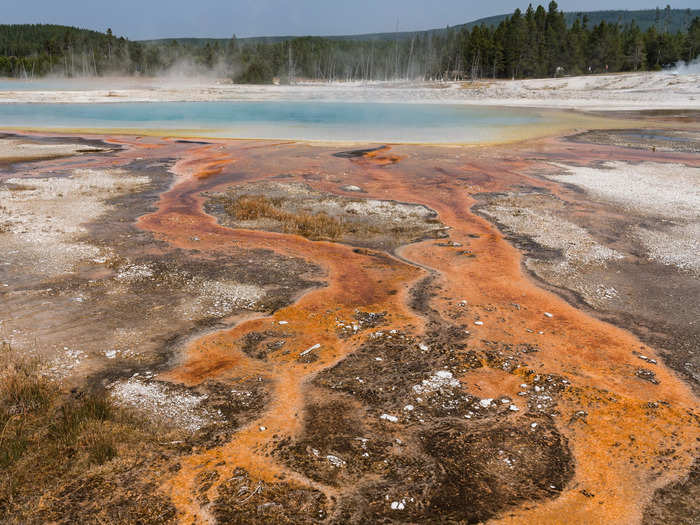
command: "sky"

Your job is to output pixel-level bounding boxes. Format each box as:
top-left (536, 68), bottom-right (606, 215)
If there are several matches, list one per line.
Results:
top-left (4, 1), bottom-right (699, 40)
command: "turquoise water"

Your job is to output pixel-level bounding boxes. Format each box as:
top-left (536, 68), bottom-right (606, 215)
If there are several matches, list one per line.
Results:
top-left (0, 101), bottom-right (547, 143)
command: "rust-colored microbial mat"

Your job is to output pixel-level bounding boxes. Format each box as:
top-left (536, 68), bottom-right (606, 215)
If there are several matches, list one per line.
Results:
top-left (2, 128), bottom-right (698, 524)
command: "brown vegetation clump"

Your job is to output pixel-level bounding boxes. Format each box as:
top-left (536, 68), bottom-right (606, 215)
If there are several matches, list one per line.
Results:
top-left (205, 181), bottom-right (447, 251)
top-left (226, 194), bottom-right (343, 240)
top-left (0, 343), bottom-right (175, 524)
top-left (226, 194), bottom-right (282, 220)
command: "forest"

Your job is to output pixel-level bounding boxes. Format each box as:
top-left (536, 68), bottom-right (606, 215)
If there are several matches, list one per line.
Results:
top-left (1, 3), bottom-right (699, 82)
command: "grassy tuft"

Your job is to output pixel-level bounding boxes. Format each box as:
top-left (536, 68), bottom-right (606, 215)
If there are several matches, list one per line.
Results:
top-left (225, 194), bottom-right (343, 240)
top-left (0, 342), bottom-right (176, 522)
top-left (79, 420), bottom-right (118, 465)
top-left (48, 394), bottom-right (113, 447)
top-left (226, 194), bottom-right (278, 220)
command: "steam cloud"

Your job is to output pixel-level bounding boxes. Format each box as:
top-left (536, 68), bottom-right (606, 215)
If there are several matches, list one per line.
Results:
top-left (672, 57), bottom-right (700, 75)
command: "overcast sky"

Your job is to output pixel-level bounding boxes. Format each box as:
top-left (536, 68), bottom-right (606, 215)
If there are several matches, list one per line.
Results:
top-left (5, 1), bottom-right (698, 40)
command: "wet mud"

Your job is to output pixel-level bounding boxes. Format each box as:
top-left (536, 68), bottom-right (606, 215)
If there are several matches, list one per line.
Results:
top-left (0, 132), bottom-right (121, 167)
top-left (642, 459), bottom-right (699, 525)
top-left (1, 128), bottom-right (698, 524)
top-left (568, 128), bottom-right (700, 153)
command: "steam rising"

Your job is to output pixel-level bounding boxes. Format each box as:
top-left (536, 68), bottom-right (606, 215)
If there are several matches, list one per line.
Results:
top-left (156, 57), bottom-right (238, 81)
top-left (672, 57), bottom-right (700, 75)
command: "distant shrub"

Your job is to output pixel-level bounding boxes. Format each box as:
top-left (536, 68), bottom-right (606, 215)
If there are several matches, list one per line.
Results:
top-left (235, 60), bottom-right (274, 84)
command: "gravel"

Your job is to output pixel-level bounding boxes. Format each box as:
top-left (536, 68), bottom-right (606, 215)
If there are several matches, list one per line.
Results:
top-left (0, 168), bottom-right (148, 277)
top-left (480, 203), bottom-right (623, 269)
top-left (180, 280), bottom-right (265, 318)
top-left (548, 161), bottom-right (699, 274)
top-left (634, 223), bottom-right (700, 275)
top-left (110, 377), bottom-right (218, 432)
top-left (412, 370), bottom-right (461, 395)
top-left (548, 161), bottom-right (700, 221)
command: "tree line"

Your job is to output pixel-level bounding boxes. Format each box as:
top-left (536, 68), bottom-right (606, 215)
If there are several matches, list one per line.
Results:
top-left (0, 24), bottom-right (148, 78)
top-left (1, 3), bottom-right (699, 82)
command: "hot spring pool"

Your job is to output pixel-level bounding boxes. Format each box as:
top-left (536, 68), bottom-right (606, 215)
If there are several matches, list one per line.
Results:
top-left (0, 101), bottom-right (576, 143)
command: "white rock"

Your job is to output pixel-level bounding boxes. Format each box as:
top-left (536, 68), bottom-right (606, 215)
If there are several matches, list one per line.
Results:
top-left (403, 404), bottom-right (415, 411)
top-left (278, 320), bottom-right (288, 325)
top-left (300, 343), bottom-right (321, 357)
top-left (479, 398), bottom-right (493, 408)
top-left (412, 371), bottom-right (460, 394)
top-left (474, 321), bottom-right (484, 326)
top-left (544, 312), bottom-right (553, 318)
top-left (509, 404), bottom-right (519, 411)
top-left (380, 414), bottom-right (398, 423)
top-left (326, 455), bottom-right (345, 468)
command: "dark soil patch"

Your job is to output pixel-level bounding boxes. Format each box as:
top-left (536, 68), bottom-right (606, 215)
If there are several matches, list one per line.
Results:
top-left (239, 330), bottom-right (290, 360)
top-left (195, 378), bottom-right (271, 446)
top-left (212, 467), bottom-right (328, 524)
top-left (418, 418), bottom-right (573, 523)
top-left (642, 459), bottom-right (700, 525)
top-left (332, 146), bottom-right (386, 158)
top-left (567, 129), bottom-right (700, 153)
top-left (275, 394), bottom-right (396, 487)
